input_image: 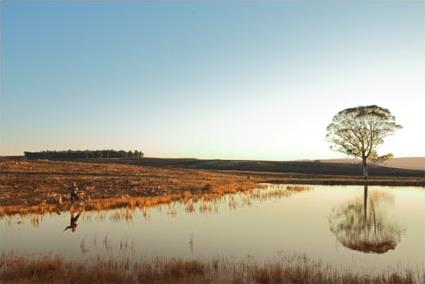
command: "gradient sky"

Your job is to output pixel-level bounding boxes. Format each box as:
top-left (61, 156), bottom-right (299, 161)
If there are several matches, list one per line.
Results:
top-left (1, 1), bottom-right (424, 160)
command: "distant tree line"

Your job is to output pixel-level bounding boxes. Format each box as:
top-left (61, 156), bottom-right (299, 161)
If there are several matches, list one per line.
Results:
top-left (24, 150), bottom-right (144, 160)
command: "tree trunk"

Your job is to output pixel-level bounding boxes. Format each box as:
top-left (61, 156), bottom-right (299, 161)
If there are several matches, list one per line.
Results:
top-left (362, 158), bottom-right (368, 180)
top-left (363, 185), bottom-right (368, 224)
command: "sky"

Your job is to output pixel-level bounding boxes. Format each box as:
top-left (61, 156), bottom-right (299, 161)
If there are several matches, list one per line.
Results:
top-left (0, 1), bottom-right (424, 160)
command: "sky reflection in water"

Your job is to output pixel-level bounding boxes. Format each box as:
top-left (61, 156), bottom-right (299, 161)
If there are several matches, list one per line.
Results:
top-left (1, 184), bottom-right (423, 273)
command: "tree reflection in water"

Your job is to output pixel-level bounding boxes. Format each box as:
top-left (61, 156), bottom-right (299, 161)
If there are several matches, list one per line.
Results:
top-left (328, 186), bottom-right (404, 254)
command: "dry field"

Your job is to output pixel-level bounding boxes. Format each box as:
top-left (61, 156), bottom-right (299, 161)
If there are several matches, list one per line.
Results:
top-left (1, 158), bottom-right (423, 217)
top-left (0, 159), bottom-right (259, 217)
top-left (321, 157), bottom-right (425, 171)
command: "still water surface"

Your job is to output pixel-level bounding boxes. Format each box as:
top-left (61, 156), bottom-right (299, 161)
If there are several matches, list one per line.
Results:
top-left (1, 184), bottom-right (424, 273)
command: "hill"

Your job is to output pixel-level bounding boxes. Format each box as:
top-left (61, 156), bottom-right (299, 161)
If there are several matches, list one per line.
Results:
top-left (2, 156), bottom-right (423, 178)
top-left (319, 157), bottom-right (424, 171)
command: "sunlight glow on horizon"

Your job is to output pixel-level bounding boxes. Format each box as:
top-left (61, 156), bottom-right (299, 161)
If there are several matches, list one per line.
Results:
top-left (1, 1), bottom-right (424, 160)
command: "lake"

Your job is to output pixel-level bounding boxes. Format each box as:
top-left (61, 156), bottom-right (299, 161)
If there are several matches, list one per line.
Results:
top-left (1, 184), bottom-right (423, 274)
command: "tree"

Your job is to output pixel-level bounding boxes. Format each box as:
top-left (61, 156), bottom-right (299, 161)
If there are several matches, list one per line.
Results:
top-left (326, 105), bottom-right (402, 179)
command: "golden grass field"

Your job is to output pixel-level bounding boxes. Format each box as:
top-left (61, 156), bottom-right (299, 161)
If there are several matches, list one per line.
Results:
top-left (0, 158), bottom-right (423, 217)
top-left (0, 159), bottom-right (262, 217)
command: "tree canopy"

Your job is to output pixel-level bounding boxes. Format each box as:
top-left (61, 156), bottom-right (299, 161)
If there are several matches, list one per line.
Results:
top-left (326, 105), bottom-right (402, 163)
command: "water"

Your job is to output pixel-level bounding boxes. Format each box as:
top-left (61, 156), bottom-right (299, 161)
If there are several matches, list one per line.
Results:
top-left (1, 184), bottom-right (424, 273)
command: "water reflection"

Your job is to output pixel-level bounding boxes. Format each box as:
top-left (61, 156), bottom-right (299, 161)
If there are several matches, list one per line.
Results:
top-left (64, 210), bottom-right (82, 232)
top-left (328, 185), bottom-right (404, 254)
top-left (3, 185), bottom-right (311, 228)
top-left (189, 233), bottom-right (194, 254)
top-left (1, 185), bottom-right (423, 273)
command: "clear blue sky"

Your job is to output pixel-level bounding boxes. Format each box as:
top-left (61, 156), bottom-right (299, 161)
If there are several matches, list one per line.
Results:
top-left (1, 1), bottom-right (423, 160)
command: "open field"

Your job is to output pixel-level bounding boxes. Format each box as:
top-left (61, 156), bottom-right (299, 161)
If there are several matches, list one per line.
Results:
top-left (320, 157), bottom-right (424, 171)
top-left (0, 159), bottom-right (258, 217)
top-left (7, 156), bottom-right (424, 176)
top-left (35, 156), bottom-right (425, 177)
top-left (0, 158), bottom-right (423, 217)
top-left (1, 253), bottom-right (422, 284)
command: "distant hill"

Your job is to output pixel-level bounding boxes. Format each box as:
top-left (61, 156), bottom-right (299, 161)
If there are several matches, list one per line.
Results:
top-left (86, 157), bottom-right (423, 178)
top-left (2, 156), bottom-right (423, 178)
top-left (320, 157), bottom-right (424, 171)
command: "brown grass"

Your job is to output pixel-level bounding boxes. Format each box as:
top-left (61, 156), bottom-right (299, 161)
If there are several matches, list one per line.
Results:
top-left (0, 254), bottom-right (422, 284)
top-left (286, 184), bottom-right (311, 191)
top-left (0, 159), bottom-right (259, 217)
top-left (1, 159), bottom-right (422, 217)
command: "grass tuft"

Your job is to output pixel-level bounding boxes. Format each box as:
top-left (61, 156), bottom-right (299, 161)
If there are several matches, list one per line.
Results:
top-left (0, 254), bottom-right (423, 284)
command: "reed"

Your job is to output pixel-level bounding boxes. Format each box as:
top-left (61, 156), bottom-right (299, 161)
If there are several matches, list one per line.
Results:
top-left (0, 254), bottom-right (422, 284)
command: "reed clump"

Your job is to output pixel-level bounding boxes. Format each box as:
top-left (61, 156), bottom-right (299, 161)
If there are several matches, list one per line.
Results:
top-left (286, 184), bottom-right (311, 192)
top-left (0, 254), bottom-right (422, 284)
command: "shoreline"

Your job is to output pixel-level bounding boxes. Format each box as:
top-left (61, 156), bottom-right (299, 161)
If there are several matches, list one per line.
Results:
top-left (1, 159), bottom-right (423, 217)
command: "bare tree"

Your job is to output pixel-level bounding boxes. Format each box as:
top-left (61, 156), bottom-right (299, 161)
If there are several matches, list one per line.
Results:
top-left (326, 105), bottom-right (402, 179)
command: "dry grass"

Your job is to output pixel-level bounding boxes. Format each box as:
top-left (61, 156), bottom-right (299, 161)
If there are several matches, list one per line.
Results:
top-left (0, 159), bottom-right (259, 217)
top-left (286, 184), bottom-right (311, 191)
top-left (1, 159), bottom-right (422, 217)
top-left (0, 254), bottom-right (422, 284)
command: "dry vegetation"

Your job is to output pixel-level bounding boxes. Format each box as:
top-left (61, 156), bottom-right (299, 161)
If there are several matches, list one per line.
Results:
top-left (1, 159), bottom-right (423, 284)
top-left (0, 159), bottom-right (259, 217)
top-left (0, 254), bottom-right (422, 284)
top-left (235, 171), bottom-right (424, 186)
top-left (1, 158), bottom-right (423, 217)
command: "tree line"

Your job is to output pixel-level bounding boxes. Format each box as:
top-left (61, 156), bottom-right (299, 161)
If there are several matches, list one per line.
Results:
top-left (24, 150), bottom-right (144, 159)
